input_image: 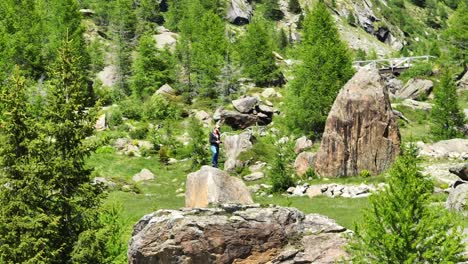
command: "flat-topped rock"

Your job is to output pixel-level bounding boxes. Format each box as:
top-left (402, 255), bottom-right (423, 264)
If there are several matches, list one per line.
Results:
top-left (128, 205), bottom-right (348, 264)
top-left (185, 166), bottom-right (253, 208)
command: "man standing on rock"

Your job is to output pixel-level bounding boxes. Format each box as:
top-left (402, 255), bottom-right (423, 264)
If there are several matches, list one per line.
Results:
top-left (209, 125), bottom-right (222, 168)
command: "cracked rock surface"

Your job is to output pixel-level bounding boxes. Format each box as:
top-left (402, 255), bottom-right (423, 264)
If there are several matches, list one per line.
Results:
top-left (315, 67), bottom-right (400, 177)
top-left (128, 204), bottom-right (348, 264)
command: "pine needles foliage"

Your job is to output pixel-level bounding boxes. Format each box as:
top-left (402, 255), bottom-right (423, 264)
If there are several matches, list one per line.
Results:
top-left (284, 1), bottom-right (353, 139)
top-left (348, 144), bottom-right (464, 263)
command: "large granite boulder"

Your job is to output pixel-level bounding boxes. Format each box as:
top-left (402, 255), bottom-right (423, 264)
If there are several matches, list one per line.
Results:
top-left (223, 131), bottom-right (254, 172)
top-left (396, 78), bottom-right (434, 100)
top-left (417, 139), bottom-right (468, 160)
top-left (185, 166), bottom-right (253, 208)
top-left (232, 96), bottom-right (258, 113)
top-left (294, 136), bottom-right (313, 154)
top-left (215, 110), bottom-right (259, 130)
top-left (96, 65), bottom-right (117, 87)
top-left (315, 67), bottom-right (401, 177)
top-left (446, 183), bottom-right (468, 216)
top-left (450, 164), bottom-right (468, 181)
top-left (226, 0), bottom-right (253, 25)
top-left (128, 204), bottom-right (348, 264)
top-left (153, 26), bottom-right (179, 51)
top-left (155, 83), bottom-right (175, 96)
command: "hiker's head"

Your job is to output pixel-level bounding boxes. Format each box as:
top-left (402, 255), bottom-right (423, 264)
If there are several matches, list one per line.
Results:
top-left (214, 125), bottom-right (220, 133)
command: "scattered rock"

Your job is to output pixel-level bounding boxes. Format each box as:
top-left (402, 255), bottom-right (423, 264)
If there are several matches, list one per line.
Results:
top-left (96, 65), bottom-right (117, 87)
top-left (417, 139), bottom-right (468, 160)
top-left (223, 131), bottom-right (254, 172)
top-left (292, 184), bottom-right (309, 196)
top-left (232, 96), bottom-right (258, 113)
top-left (95, 114), bottom-right (107, 131)
top-left (226, 0), bottom-right (253, 25)
top-left (79, 9), bottom-right (95, 17)
top-left (306, 185), bottom-right (324, 198)
top-left (294, 152), bottom-right (315, 176)
top-left (294, 136), bottom-right (313, 154)
top-left (262, 88), bottom-right (278, 98)
top-left (113, 138), bottom-right (154, 157)
top-left (153, 28), bottom-right (178, 51)
top-left (155, 83), bottom-right (175, 96)
top-left (421, 162), bottom-right (462, 185)
top-left (397, 78), bottom-right (433, 100)
top-left (243, 172), bottom-right (265, 181)
top-left (383, 74), bottom-right (404, 94)
top-left (397, 99), bottom-right (433, 111)
top-left (457, 70), bottom-right (468, 91)
top-left (194, 110), bottom-right (212, 126)
top-left (216, 110), bottom-right (259, 130)
top-left (392, 109), bottom-right (410, 123)
top-left (257, 104), bottom-right (276, 114)
top-left (446, 183), bottom-right (468, 216)
top-left (450, 164), bottom-right (468, 181)
top-left (132, 169), bottom-right (155, 182)
top-left (315, 67), bottom-right (400, 177)
top-left (249, 161), bottom-right (266, 172)
top-left (128, 205), bottom-right (348, 263)
top-left (93, 177), bottom-right (117, 189)
top-left (185, 166), bottom-right (253, 208)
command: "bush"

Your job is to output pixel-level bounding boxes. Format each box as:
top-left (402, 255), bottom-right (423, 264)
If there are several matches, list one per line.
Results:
top-left (129, 126), bottom-right (149, 140)
top-left (143, 94), bottom-right (180, 121)
top-left (270, 139), bottom-right (295, 193)
top-left (400, 62), bottom-right (433, 81)
top-left (106, 108), bottom-right (123, 129)
top-left (95, 146), bottom-right (116, 154)
top-left (359, 169), bottom-right (371, 178)
top-left (158, 145), bottom-right (170, 165)
top-left (120, 98), bottom-right (144, 120)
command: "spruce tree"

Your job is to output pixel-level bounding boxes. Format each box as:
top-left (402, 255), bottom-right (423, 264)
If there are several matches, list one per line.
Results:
top-left (430, 72), bottom-right (465, 139)
top-left (348, 145), bottom-right (464, 263)
top-left (0, 66), bottom-right (61, 263)
top-left (239, 18), bottom-right (280, 86)
top-left (41, 36), bottom-right (103, 263)
top-left (264, 0), bottom-right (284, 21)
top-left (284, 1), bottom-right (353, 138)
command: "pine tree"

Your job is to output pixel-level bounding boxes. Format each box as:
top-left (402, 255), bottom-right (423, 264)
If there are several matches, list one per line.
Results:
top-left (131, 34), bottom-right (174, 98)
top-left (430, 72), bottom-right (465, 139)
top-left (0, 66), bottom-right (61, 263)
top-left (284, 1), bottom-right (353, 138)
top-left (239, 18), bottom-right (280, 86)
top-left (444, 1), bottom-right (468, 70)
top-left (348, 144), bottom-right (464, 263)
top-left (277, 28), bottom-right (289, 50)
top-left (41, 36), bottom-right (104, 262)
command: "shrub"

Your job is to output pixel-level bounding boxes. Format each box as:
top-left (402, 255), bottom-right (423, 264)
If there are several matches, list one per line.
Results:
top-left (159, 145), bottom-right (170, 165)
top-left (399, 62), bottom-right (433, 81)
top-left (129, 126), bottom-right (149, 140)
top-left (106, 108), bottom-right (123, 129)
top-left (143, 94), bottom-right (180, 121)
top-left (270, 139), bottom-right (295, 193)
top-left (120, 98), bottom-right (144, 120)
top-left (359, 169), bottom-right (371, 178)
top-left (95, 146), bottom-right (116, 154)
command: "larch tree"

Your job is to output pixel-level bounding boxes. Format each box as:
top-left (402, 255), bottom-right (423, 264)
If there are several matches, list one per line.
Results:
top-left (130, 34), bottom-right (174, 99)
top-left (430, 71), bottom-right (465, 139)
top-left (191, 11), bottom-right (227, 98)
top-left (284, 0), bottom-right (353, 138)
top-left (348, 144), bottom-right (464, 263)
top-left (444, 1), bottom-right (468, 71)
top-left (239, 17), bottom-right (280, 87)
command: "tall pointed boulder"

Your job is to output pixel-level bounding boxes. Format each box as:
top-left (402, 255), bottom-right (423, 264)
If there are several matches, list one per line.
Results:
top-left (314, 67), bottom-right (400, 177)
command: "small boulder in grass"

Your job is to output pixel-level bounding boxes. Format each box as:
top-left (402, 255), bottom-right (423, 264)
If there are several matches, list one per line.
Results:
top-left (133, 169), bottom-right (155, 182)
